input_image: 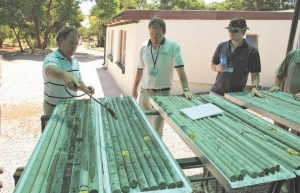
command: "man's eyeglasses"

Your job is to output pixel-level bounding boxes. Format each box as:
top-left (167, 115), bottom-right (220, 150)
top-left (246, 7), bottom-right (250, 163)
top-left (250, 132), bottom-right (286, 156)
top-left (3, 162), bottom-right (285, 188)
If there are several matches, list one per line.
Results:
top-left (228, 29), bottom-right (239, 33)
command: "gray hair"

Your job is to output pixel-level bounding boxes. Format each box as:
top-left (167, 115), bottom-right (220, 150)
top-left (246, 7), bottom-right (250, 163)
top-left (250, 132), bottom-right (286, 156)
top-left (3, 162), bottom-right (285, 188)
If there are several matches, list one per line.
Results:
top-left (55, 26), bottom-right (80, 46)
top-left (148, 17), bottom-right (166, 33)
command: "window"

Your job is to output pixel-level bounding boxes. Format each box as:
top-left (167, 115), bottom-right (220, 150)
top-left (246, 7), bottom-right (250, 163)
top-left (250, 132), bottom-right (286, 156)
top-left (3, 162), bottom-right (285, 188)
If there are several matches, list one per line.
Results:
top-left (107, 30), bottom-right (114, 62)
top-left (110, 30), bottom-right (114, 55)
top-left (246, 34), bottom-right (258, 49)
top-left (119, 30), bottom-right (126, 64)
top-left (115, 30), bottom-right (126, 74)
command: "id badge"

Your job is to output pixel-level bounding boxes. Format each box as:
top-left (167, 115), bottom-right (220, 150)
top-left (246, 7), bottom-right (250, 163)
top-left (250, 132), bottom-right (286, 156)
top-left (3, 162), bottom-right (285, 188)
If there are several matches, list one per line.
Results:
top-left (226, 67), bottom-right (234, 73)
top-left (149, 68), bottom-right (158, 76)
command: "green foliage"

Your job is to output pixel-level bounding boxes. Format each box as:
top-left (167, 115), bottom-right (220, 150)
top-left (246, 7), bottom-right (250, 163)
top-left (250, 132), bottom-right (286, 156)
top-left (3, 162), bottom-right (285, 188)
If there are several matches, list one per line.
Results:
top-left (120, 0), bottom-right (137, 10)
top-left (224, 0), bottom-right (295, 11)
top-left (0, 0), bottom-right (85, 50)
top-left (95, 0), bottom-right (120, 20)
top-left (0, 25), bottom-right (13, 47)
top-left (155, 0), bottom-right (296, 11)
top-left (206, 2), bottom-right (227, 10)
top-left (0, 0), bottom-right (35, 25)
top-left (158, 0), bottom-right (205, 10)
top-left (136, 0), bottom-right (149, 9)
top-left (79, 26), bottom-right (90, 39)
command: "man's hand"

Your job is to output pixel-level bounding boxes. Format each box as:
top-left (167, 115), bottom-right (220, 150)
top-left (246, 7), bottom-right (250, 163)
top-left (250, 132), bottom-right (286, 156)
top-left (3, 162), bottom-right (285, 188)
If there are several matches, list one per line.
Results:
top-left (87, 86), bottom-right (95, 95)
top-left (63, 73), bottom-right (80, 91)
top-left (216, 63), bottom-right (226, 72)
top-left (294, 93), bottom-right (300, 101)
top-left (269, 86), bottom-right (282, 92)
top-left (251, 88), bottom-right (264, 98)
top-left (181, 91), bottom-right (195, 99)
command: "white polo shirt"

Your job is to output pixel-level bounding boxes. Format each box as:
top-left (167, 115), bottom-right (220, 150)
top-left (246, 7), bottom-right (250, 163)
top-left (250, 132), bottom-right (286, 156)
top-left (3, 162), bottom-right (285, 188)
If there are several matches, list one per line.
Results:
top-left (137, 38), bottom-right (184, 89)
top-left (43, 49), bottom-right (82, 105)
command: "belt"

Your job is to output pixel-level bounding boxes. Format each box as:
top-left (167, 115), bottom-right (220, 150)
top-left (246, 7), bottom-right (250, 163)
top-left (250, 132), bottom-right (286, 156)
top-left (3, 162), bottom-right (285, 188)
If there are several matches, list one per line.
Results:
top-left (44, 100), bottom-right (56, 107)
top-left (144, 87), bottom-right (171, 92)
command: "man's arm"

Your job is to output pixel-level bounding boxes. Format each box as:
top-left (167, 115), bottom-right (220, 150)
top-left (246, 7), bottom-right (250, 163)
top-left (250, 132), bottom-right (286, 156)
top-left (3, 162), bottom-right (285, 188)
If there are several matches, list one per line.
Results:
top-left (176, 68), bottom-right (194, 99)
top-left (45, 65), bottom-right (80, 91)
top-left (79, 81), bottom-right (95, 95)
top-left (132, 70), bottom-right (143, 99)
top-left (269, 75), bottom-right (285, 92)
top-left (251, 72), bottom-right (264, 98)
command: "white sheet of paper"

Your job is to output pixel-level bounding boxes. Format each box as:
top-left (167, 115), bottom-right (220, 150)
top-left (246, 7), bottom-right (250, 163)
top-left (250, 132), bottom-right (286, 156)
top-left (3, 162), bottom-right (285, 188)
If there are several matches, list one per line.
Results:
top-left (180, 103), bottom-right (223, 120)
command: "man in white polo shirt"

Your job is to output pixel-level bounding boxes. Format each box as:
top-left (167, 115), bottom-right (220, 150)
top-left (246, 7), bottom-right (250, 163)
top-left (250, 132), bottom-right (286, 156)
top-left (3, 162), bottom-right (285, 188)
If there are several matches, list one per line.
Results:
top-left (43, 26), bottom-right (95, 115)
top-left (132, 17), bottom-right (194, 137)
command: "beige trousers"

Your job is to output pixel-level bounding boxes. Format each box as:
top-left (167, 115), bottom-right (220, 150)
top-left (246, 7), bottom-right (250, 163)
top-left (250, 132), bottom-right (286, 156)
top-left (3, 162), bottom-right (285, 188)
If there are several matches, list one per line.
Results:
top-left (43, 100), bottom-right (56, 115)
top-left (139, 88), bottom-right (170, 137)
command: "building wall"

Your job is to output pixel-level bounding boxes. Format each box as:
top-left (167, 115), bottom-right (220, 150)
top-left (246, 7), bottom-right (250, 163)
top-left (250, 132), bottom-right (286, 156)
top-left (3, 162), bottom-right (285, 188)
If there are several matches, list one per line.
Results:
top-left (105, 23), bottom-right (139, 96)
top-left (105, 19), bottom-right (300, 96)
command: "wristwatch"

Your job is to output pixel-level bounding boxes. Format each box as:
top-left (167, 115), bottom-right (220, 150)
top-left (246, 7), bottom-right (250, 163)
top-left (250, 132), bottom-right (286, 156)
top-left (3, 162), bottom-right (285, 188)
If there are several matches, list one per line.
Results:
top-left (183, 88), bottom-right (190, 92)
top-left (252, 85), bottom-right (259, 90)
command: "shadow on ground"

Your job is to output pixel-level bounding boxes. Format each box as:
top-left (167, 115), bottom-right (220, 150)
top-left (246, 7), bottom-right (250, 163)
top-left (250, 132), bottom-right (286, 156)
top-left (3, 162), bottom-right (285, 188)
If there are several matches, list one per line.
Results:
top-left (96, 67), bottom-right (123, 97)
top-left (74, 52), bottom-right (103, 62)
top-left (0, 49), bottom-right (103, 63)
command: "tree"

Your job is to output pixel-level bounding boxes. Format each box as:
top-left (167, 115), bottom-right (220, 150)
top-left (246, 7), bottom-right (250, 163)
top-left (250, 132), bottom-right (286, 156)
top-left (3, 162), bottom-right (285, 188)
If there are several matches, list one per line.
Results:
top-left (23, 23), bottom-right (36, 49)
top-left (206, 2), bottom-right (227, 10)
top-left (158, 0), bottom-right (205, 10)
top-left (95, 0), bottom-right (119, 20)
top-left (120, 0), bottom-right (137, 10)
top-left (89, 15), bottom-right (101, 45)
top-left (29, 0), bottom-right (85, 49)
top-left (79, 26), bottom-right (90, 39)
top-left (224, 0), bottom-right (295, 11)
top-left (0, 0), bottom-right (85, 51)
top-left (136, 0), bottom-right (149, 9)
top-left (0, 0), bottom-right (35, 52)
top-left (0, 25), bottom-right (13, 47)
top-left (90, 1), bottom-right (119, 47)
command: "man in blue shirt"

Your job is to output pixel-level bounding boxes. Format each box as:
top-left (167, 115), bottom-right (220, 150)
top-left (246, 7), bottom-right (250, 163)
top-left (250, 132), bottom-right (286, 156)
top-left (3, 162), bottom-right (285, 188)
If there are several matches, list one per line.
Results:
top-left (210, 17), bottom-right (263, 98)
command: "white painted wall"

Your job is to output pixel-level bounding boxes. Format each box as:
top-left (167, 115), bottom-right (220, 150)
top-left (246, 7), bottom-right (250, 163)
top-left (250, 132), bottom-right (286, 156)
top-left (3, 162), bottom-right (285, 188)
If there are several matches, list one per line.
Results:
top-left (105, 23), bottom-right (139, 96)
top-left (105, 19), bottom-right (300, 96)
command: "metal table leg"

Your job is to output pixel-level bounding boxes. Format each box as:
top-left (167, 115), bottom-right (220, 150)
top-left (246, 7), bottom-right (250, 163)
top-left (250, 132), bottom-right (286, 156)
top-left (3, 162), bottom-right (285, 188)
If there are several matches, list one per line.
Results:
top-left (267, 180), bottom-right (284, 193)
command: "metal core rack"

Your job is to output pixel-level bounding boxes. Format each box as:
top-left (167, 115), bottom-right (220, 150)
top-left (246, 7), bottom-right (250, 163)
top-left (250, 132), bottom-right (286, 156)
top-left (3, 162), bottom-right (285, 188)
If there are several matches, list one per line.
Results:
top-left (13, 97), bottom-right (192, 193)
top-left (225, 91), bottom-right (300, 132)
top-left (149, 94), bottom-right (300, 192)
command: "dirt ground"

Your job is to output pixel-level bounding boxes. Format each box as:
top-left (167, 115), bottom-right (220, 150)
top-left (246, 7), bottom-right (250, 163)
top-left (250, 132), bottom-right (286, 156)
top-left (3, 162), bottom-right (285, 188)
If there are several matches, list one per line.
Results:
top-left (0, 46), bottom-right (288, 193)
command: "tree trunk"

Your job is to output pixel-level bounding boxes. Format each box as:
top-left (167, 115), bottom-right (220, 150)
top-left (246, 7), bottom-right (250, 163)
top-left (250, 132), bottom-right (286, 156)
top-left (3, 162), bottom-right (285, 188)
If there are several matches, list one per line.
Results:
top-left (42, 0), bottom-right (53, 50)
top-left (33, 15), bottom-right (44, 49)
top-left (25, 38), bottom-right (32, 49)
top-left (0, 39), bottom-right (3, 47)
top-left (43, 28), bottom-right (50, 50)
top-left (12, 27), bottom-right (24, 52)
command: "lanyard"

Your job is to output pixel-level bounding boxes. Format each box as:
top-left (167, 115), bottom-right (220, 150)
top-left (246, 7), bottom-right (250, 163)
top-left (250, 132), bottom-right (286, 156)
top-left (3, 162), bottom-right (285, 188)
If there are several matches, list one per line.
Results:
top-left (151, 44), bottom-right (160, 68)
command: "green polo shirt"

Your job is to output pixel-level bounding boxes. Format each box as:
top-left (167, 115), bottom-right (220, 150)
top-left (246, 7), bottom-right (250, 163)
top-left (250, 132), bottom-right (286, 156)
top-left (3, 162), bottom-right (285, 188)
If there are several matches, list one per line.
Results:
top-left (276, 49), bottom-right (300, 94)
top-left (43, 49), bottom-right (82, 105)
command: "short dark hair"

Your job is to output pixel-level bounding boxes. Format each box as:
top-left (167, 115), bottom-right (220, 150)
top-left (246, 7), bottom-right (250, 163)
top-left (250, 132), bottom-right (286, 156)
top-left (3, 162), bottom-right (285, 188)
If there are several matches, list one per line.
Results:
top-left (148, 17), bottom-right (166, 33)
top-left (55, 26), bottom-right (81, 46)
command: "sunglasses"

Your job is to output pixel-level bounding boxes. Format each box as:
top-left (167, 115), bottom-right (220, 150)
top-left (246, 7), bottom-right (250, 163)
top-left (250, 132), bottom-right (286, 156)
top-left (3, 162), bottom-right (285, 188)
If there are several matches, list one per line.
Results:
top-left (228, 29), bottom-right (239, 33)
